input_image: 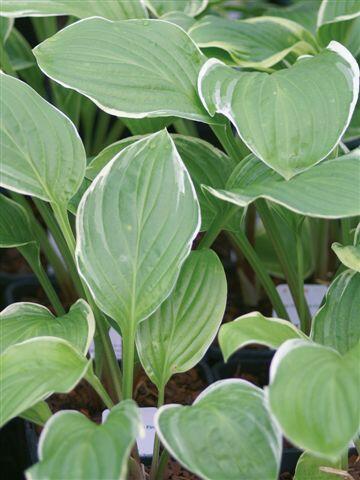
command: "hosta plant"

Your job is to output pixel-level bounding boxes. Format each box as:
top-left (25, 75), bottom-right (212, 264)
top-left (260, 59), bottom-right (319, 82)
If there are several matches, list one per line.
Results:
top-left (0, 0), bottom-right (359, 479)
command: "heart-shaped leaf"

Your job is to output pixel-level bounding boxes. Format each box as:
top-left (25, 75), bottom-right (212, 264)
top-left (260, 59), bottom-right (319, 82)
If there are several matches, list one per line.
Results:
top-left (0, 73), bottom-right (85, 207)
top-left (205, 151), bottom-right (360, 218)
top-left (294, 451), bottom-right (341, 480)
top-left (76, 130), bottom-right (200, 335)
top-left (26, 400), bottom-right (142, 480)
top-left (137, 249), bottom-right (227, 389)
top-left (317, 0), bottom-right (360, 56)
top-left (87, 134), bottom-right (233, 232)
top-left (0, 337), bottom-right (92, 427)
top-left (268, 339), bottom-right (360, 460)
top-left (190, 15), bottom-right (317, 68)
top-left (311, 270), bottom-right (360, 354)
top-left (33, 18), bottom-right (217, 124)
top-left (219, 312), bottom-right (306, 361)
top-left (198, 42), bottom-right (359, 178)
top-left (0, 0), bottom-right (148, 20)
top-left (146, 0), bottom-right (208, 17)
top-left (155, 379), bottom-right (282, 480)
top-left (0, 299), bottom-right (95, 354)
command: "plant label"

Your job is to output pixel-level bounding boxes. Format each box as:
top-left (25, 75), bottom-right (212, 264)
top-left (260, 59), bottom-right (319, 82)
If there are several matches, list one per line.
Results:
top-left (102, 407), bottom-right (157, 457)
top-left (273, 284), bottom-right (328, 327)
top-left (89, 328), bottom-right (122, 359)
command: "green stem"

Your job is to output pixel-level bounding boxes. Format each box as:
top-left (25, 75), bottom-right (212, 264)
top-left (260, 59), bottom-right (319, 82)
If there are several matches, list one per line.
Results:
top-left (20, 247), bottom-right (65, 316)
top-left (197, 208), bottom-right (235, 250)
top-left (173, 118), bottom-right (198, 137)
top-left (122, 326), bottom-right (136, 400)
top-left (295, 222), bottom-right (308, 333)
top-left (315, 219), bottom-right (329, 279)
top-left (341, 217), bottom-right (352, 245)
top-left (10, 193), bottom-right (74, 300)
top-left (86, 372), bottom-right (114, 410)
top-left (256, 199), bottom-right (311, 334)
top-left (155, 450), bottom-right (170, 480)
top-left (51, 203), bottom-right (122, 401)
top-left (92, 111), bottom-right (111, 154)
top-left (228, 230), bottom-right (289, 320)
top-left (150, 385), bottom-right (165, 480)
top-left (106, 119), bottom-right (126, 146)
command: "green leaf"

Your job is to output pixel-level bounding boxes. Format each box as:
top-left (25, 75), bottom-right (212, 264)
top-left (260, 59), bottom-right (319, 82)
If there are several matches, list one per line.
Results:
top-left (76, 130), bottom-right (200, 335)
top-left (161, 11), bottom-right (196, 31)
top-left (137, 249), bottom-right (227, 389)
top-left (294, 451), bottom-right (341, 480)
top-left (146, 0), bottom-right (208, 17)
top-left (0, 0), bottom-right (148, 20)
top-left (122, 117), bottom-right (173, 136)
top-left (20, 401), bottom-right (52, 427)
top-left (219, 312), bottom-right (306, 361)
top-left (266, 1), bottom-right (320, 34)
top-left (33, 18), bottom-right (217, 124)
top-left (268, 339), bottom-right (360, 460)
top-left (155, 379), bottom-right (282, 480)
top-left (332, 226), bottom-right (360, 272)
top-left (87, 134), bottom-right (234, 231)
top-left (311, 270), bottom-right (360, 354)
top-left (0, 337), bottom-right (91, 427)
top-left (0, 193), bottom-right (36, 248)
top-left (317, 0), bottom-right (360, 56)
top-left (190, 15), bottom-right (317, 68)
top-left (0, 299), bottom-right (95, 354)
top-left (5, 28), bottom-right (35, 71)
top-left (0, 73), bottom-right (86, 207)
top-left (0, 16), bottom-right (13, 42)
top-left (26, 401), bottom-right (142, 480)
top-left (204, 151), bottom-right (360, 218)
top-left (255, 207), bottom-right (315, 279)
top-left (198, 42), bottom-right (359, 179)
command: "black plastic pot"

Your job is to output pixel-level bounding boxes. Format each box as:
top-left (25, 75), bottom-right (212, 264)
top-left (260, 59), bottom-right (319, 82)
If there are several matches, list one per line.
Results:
top-left (0, 418), bottom-right (38, 480)
top-left (281, 447), bottom-right (302, 474)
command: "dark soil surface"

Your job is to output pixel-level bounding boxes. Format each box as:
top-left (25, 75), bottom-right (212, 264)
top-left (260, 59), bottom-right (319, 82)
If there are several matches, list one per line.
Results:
top-left (134, 366), bottom-right (208, 407)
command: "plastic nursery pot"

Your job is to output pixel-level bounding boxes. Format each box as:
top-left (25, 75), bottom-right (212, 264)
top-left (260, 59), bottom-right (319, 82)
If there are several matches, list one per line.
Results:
top-left (0, 418), bottom-right (38, 480)
top-left (211, 349), bottom-right (275, 388)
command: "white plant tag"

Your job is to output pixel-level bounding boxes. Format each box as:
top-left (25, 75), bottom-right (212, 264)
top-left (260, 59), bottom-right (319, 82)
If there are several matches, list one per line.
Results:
top-left (102, 407), bottom-right (157, 457)
top-left (89, 328), bottom-right (122, 359)
top-left (273, 284), bottom-right (328, 328)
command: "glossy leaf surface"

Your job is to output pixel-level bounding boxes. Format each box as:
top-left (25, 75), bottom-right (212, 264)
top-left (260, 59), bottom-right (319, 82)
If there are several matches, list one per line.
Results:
top-left (219, 312), bottom-right (305, 361)
top-left (205, 151), bottom-right (360, 218)
top-left (26, 401), bottom-right (141, 480)
top-left (0, 73), bottom-right (85, 206)
top-left (0, 337), bottom-right (91, 427)
top-left (34, 18), bottom-right (216, 124)
top-left (0, 300), bottom-right (95, 354)
top-left (268, 339), bottom-right (360, 460)
top-left (198, 42), bottom-right (359, 178)
top-left (76, 131), bottom-right (200, 333)
top-left (87, 134), bottom-right (234, 231)
top-left (311, 270), bottom-right (360, 354)
top-left (190, 15), bottom-right (316, 68)
top-left (0, 0), bottom-right (148, 19)
top-left (156, 379), bottom-right (282, 480)
top-left (137, 250), bottom-right (227, 388)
